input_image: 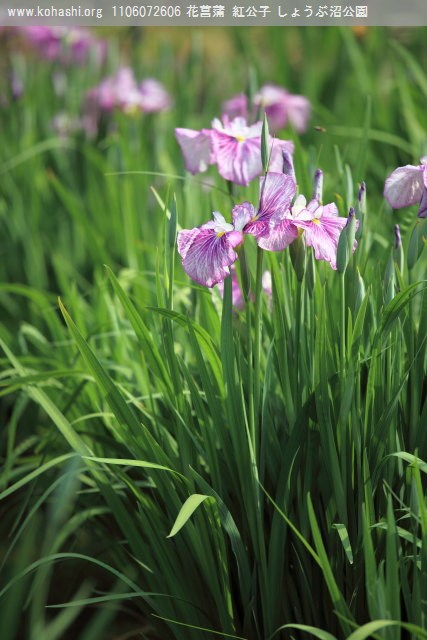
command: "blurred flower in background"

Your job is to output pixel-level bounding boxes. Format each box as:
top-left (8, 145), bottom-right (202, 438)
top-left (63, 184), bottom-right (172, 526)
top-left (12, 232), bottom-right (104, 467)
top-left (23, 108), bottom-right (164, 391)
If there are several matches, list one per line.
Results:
top-left (17, 26), bottom-right (107, 65)
top-left (84, 67), bottom-right (171, 136)
top-left (222, 84), bottom-right (311, 134)
top-left (215, 266), bottom-right (273, 310)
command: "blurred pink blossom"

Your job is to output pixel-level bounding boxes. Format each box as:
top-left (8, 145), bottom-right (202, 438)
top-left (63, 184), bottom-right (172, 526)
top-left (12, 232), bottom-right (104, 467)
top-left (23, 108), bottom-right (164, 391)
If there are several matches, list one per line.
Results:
top-left (222, 84), bottom-right (311, 134)
top-left (85, 68), bottom-right (171, 135)
top-left (17, 26), bottom-right (106, 65)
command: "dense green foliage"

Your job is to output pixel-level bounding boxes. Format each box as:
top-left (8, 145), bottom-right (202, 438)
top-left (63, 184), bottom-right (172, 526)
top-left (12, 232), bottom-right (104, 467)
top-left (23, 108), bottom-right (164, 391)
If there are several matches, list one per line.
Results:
top-left (1, 27), bottom-right (426, 640)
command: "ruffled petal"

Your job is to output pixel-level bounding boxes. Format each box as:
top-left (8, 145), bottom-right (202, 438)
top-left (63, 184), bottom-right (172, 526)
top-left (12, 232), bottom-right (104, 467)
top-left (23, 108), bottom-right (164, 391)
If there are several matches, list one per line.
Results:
top-left (239, 138), bottom-right (264, 184)
top-left (175, 128), bottom-right (214, 174)
top-left (258, 172), bottom-right (296, 219)
top-left (211, 131), bottom-right (240, 183)
top-left (232, 202), bottom-right (257, 231)
top-left (418, 187), bottom-right (427, 218)
top-left (257, 217), bottom-right (298, 251)
top-left (177, 226), bottom-right (242, 287)
top-left (268, 139), bottom-right (295, 173)
top-left (295, 214), bottom-right (347, 269)
top-left (384, 165), bottom-right (425, 209)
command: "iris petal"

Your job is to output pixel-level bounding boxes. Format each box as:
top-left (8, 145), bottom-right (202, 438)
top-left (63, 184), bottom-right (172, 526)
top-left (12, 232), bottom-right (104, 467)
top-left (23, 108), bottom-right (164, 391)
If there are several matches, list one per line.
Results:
top-left (175, 128), bottom-right (214, 174)
top-left (384, 165), bottom-right (425, 209)
top-left (177, 225), bottom-right (242, 288)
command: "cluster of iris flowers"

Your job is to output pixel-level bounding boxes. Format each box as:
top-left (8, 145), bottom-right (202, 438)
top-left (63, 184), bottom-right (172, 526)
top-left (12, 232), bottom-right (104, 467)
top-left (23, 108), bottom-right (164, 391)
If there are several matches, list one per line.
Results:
top-left (177, 150), bottom-right (357, 289)
top-left (176, 116), bottom-right (426, 291)
top-left (9, 26), bottom-right (107, 65)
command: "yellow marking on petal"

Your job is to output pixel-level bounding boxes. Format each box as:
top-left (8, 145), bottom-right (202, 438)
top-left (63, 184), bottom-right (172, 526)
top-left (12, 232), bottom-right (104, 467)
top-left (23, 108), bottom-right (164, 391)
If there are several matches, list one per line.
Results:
top-left (235, 135), bottom-right (246, 142)
top-left (216, 231), bottom-right (225, 238)
top-left (312, 218), bottom-right (321, 225)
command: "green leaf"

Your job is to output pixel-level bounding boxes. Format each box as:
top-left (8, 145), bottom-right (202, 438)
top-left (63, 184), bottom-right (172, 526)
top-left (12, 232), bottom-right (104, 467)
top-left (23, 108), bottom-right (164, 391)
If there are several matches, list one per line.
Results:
top-left (389, 452), bottom-right (427, 474)
top-left (84, 456), bottom-right (187, 481)
top-left (380, 281), bottom-right (427, 338)
top-left (347, 620), bottom-right (427, 640)
top-left (333, 524), bottom-right (354, 565)
top-left (167, 494), bottom-right (212, 538)
top-left (269, 624), bottom-right (337, 640)
top-left (261, 113), bottom-right (270, 173)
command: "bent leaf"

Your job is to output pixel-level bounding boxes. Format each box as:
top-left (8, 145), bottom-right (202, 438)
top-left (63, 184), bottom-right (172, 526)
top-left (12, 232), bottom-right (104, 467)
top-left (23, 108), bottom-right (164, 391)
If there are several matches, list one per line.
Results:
top-left (167, 494), bottom-right (212, 538)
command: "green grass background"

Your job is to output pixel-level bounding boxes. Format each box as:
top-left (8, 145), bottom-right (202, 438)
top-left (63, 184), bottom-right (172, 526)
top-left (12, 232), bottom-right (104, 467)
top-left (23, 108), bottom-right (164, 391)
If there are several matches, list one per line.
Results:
top-left (0, 26), bottom-right (427, 640)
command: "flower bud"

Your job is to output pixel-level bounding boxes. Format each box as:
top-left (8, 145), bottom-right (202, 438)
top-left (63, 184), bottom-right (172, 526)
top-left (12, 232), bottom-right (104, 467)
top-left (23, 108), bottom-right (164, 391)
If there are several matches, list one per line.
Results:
top-left (337, 208), bottom-right (357, 274)
top-left (312, 169), bottom-right (323, 203)
top-left (393, 224), bottom-right (404, 274)
top-left (282, 149), bottom-right (296, 182)
top-left (418, 188), bottom-right (427, 219)
top-left (384, 251), bottom-right (396, 305)
top-left (261, 113), bottom-right (270, 173)
top-left (355, 181), bottom-right (366, 240)
top-left (354, 268), bottom-right (366, 314)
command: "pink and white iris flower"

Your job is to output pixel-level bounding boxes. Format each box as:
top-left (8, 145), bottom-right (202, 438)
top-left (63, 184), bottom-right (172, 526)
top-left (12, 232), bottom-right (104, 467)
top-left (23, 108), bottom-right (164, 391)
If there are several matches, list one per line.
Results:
top-left (291, 196), bottom-right (354, 270)
top-left (175, 116), bottom-right (294, 186)
top-left (177, 212), bottom-right (245, 288)
top-left (384, 157), bottom-right (427, 218)
top-left (177, 169), bottom-right (358, 288)
top-left (232, 172), bottom-right (297, 243)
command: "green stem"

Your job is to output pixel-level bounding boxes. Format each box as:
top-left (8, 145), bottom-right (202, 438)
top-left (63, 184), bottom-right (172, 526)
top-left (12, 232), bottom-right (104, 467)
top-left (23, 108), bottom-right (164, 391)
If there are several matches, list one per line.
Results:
top-left (253, 247), bottom-right (264, 430)
top-left (340, 272), bottom-right (346, 379)
top-left (294, 279), bottom-right (302, 405)
top-left (246, 298), bottom-right (255, 455)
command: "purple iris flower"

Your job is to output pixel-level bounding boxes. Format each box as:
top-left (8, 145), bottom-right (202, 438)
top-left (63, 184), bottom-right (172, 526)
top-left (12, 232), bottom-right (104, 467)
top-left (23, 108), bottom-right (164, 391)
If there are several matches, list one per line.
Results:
top-left (384, 157), bottom-right (427, 218)
top-left (177, 212), bottom-right (245, 288)
top-left (85, 68), bottom-right (171, 135)
top-left (175, 116), bottom-right (294, 186)
top-left (232, 172), bottom-right (297, 243)
top-left (178, 167), bottom-right (358, 288)
top-left (291, 196), bottom-right (354, 270)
